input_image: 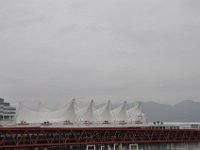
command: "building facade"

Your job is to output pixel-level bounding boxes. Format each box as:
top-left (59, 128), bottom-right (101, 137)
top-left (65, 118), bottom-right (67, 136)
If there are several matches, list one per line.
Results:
top-left (0, 98), bottom-right (16, 120)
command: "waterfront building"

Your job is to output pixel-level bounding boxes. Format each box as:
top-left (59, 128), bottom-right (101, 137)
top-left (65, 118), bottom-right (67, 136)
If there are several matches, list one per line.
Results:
top-left (0, 98), bottom-right (16, 120)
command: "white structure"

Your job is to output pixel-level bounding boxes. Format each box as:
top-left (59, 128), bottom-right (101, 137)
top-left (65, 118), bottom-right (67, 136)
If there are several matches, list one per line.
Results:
top-left (0, 98), bottom-right (16, 120)
top-left (37, 102), bottom-right (51, 112)
top-left (79, 100), bottom-right (96, 123)
top-left (96, 100), bottom-right (114, 123)
top-left (17, 99), bottom-right (78, 123)
top-left (128, 102), bottom-right (146, 124)
top-left (16, 99), bottom-right (146, 125)
top-left (17, 102), bottom-right (44, 123)
top-left (112, 101), bottom-right (129, 123)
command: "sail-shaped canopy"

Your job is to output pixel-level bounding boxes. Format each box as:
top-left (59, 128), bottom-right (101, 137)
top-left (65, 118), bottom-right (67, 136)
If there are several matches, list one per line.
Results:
top-left (45, 99), bottom-right (78, 123)
top-left (17, 102), bottom-right (47, 123)
top-left (17, 99), bottom-right (78, 123)
top-left (16, 100), bottom-right (146, 124)
top-left (64, 99), bottom-right (79, 122)
top-left (37, 102), bottom-right (51, 112)
top-left (112, 101), bottom-right (128, 122)
top-left (96, 100), bottom-right (114, 123)
top-left (128, 102), bottom-right (142, 117)
top-left (128, 101), bottom-right (146, 124)
top-left (79, 100), bottom-right (96, 122)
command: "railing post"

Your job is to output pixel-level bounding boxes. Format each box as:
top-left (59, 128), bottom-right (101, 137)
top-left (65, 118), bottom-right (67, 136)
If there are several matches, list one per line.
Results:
top-left (129, 144), bottom-right (138, 150)
top-left (86, 145), bottom-right (96, 150)
top-left (119, 143), bottom-right (123, 150)
top-left (113, 144), bottom-right (118, 150)
top-left (100, 145), bottom-right (105, 150)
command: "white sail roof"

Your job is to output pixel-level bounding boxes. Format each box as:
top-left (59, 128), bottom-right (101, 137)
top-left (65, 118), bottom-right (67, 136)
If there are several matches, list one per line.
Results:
top-left (96, 100), bottom-right (114, 122)
top-left (45, 99), bottom-right (78, 123)
top-left (128, 101), bottom-right (142, 117)
top-left (17, 99), bottom-right (78, 123)
top-left (64, 99), bottom-right (79, 122)
top-left (16, 100), bottom-right (147, 124)
top-left (37, 102), bottom-right (51, 112)
top-left (112, 101), bottom-right (128, 122)
top-left (128, 101), bottom-right (146, 124)
top-left (77, 105), bottom-right (87, 117)
top-left (79, 100), bottom-right (96, 122)
top-left (17, 102), bottom-right (47, 123)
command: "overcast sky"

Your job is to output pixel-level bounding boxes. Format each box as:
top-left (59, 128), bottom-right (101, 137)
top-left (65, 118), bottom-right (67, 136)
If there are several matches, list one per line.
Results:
top-left (0, 0), bottom-right (200, 105)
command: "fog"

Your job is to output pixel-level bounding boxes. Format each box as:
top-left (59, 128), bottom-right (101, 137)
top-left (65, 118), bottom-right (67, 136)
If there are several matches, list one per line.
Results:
top-left (0, 0), bottom-right (200, 105)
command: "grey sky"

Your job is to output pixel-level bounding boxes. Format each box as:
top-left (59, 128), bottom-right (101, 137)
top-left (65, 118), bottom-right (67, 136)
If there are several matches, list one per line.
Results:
top-left (0, 0), bottom-right (200, 105)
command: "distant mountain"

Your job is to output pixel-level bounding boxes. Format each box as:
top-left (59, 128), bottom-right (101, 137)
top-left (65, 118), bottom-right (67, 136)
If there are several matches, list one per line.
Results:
top-left (141, 100), bottom-right (200, 122)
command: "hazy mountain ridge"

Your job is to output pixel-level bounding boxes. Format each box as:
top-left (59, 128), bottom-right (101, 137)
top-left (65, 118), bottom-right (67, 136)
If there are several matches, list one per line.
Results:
top-left (141, 100), bottom-right (200, 122)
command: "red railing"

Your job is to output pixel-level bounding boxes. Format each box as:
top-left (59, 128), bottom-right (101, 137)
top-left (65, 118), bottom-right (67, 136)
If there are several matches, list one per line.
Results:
top-left (0, 127), bottom-right (200, 148)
